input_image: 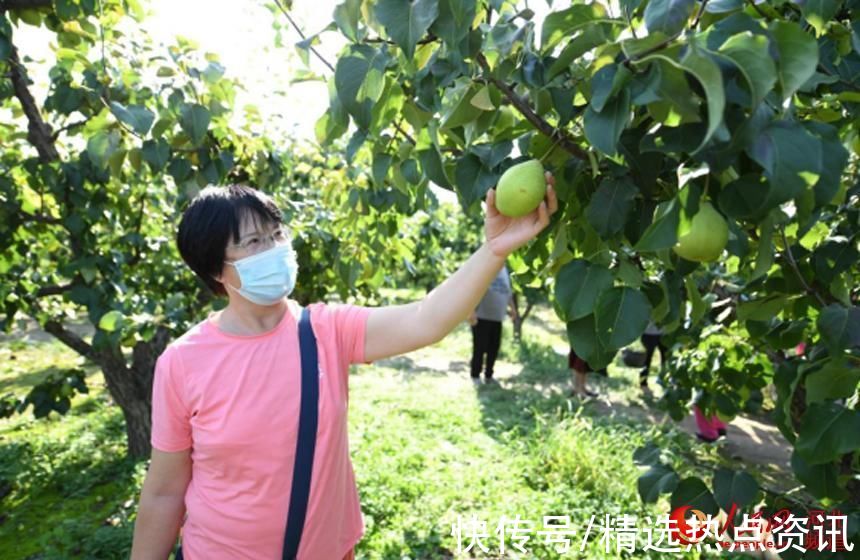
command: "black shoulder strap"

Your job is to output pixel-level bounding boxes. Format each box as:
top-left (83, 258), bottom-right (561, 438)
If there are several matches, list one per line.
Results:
top-left (282, 306), bottom-right (319, 560)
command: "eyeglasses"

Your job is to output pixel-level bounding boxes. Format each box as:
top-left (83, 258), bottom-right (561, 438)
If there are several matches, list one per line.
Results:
top-left (228, 226), bottom-right (289, 257)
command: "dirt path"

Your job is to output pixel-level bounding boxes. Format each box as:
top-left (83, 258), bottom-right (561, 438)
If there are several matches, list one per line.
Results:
top-left (383, 348), bottom-right (794, 493)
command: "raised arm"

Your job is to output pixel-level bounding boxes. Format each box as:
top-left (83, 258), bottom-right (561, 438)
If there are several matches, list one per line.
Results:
top-left (364, 174), bottom-right (557, 363)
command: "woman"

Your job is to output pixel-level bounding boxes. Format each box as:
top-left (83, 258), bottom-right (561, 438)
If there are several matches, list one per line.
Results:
top-left (567, 348), bottom-right (598, 399)
top-left (467, 263), bottom-right (516, 384)
top-left (130, 176), bottom-right (556, 559)
top-left (639, 321), bottom-right (668, 392)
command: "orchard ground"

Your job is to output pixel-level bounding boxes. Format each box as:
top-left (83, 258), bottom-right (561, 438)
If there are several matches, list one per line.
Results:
top-left (0, 288), bottom-right (796, 559)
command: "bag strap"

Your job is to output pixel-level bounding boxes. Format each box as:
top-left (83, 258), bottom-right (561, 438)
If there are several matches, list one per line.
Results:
top-left (282, 306), bottom-right (319, 560)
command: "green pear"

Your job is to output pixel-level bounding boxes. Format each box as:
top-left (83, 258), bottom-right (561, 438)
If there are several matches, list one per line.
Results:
top-left (673, 202), bottom-right (729, 262)
top-left (495, 160), bottom-right (547, 218)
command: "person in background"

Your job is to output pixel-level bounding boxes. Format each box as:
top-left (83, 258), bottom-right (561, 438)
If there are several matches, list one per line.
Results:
top-left (639, 321), bottom-right (668, 392)
top-left (693, 405), bottom-right (728, 443)
top-left (568, 348), bottom-right (598, 398)
top-left (467, 263), bottom-right (517, 385)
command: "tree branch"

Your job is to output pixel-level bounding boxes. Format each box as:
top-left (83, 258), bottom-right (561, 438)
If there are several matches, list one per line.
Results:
top-left (7, 45), bottom-right (59, 162)
top-left (36, 284), bottom-right (72, 297)
top-left (475, 52), bottom-right (587, 161)
top-left (366, 34), bottom-right (439, 46)
top-left (21, 213), bottom-right (62, 225)
top-left (0, 0), bottom-right (52, 9)
top-left (393, 121), bottom-right (416, 146)
top-left (780, 227), bottom-right (827, 307)
top-left (51, 118), bottom-right (89, 140)
top-left (43, 319), bottom-right (95, 360)
top-left (127, 194), bottom-right (146, 266)
top-left (622, 0), bottom-right (709, 67)
top-left (271, 0), bottom-right (335, 73)
top-left (745, 0), bottom-right (770, 19)
top-left (690, 0), bottom-right (710, 29)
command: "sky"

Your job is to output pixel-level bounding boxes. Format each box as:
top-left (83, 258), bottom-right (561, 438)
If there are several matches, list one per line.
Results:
top-left (143, 0), bottom-right (346, 141)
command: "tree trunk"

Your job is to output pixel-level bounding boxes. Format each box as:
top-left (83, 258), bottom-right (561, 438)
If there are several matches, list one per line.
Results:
top-left (121, 396), bottom-right (153, 459)
top-left (511, 298), bottom-right (534, 342)
top-left (101, 361), bottom-right (154, 459)
top-left (98, 328), bottom-right (171, 459)
top-left (511, 293), bottom-right (522, 341)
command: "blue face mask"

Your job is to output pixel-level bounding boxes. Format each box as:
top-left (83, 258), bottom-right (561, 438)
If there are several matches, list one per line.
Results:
top-left (224, 242), bottom-right (298, 306)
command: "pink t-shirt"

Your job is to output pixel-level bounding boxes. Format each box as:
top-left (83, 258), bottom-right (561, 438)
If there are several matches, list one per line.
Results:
top-left (150, 300), bottom-right (372, 559)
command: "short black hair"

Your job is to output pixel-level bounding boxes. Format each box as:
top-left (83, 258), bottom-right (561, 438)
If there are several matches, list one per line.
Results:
top-left (177, 184), bottom-right (282, 296)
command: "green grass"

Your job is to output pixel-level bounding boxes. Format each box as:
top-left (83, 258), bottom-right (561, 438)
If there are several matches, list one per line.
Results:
top-left (0, 304), bottom-right (731, 559)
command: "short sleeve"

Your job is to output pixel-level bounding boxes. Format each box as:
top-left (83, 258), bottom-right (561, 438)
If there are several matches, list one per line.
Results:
top-left (150, 346), bottom-right (192, 452)
top-left (330, 304), bottom-right (373, 366)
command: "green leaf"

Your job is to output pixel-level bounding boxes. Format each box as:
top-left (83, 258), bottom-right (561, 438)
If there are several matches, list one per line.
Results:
top-left (590, 64), bottom-right (620, 113)
top-left (621, 0), bottom-right (645, 15)
top-left (670, 477), bottom-right (720, 516)
top-left (713, 468), bottom-right (759, 511)
top-left (136, 135), bottom-right (169, 170)
top-left (676, 47), bottom-right (724, 152)
top-left (595, 287), bottom-right (651, 350)
top-left (804, 122), bottom-right (850, 207)
top-left (817, 304), bottom-right (860, 353)
top-left (470, 85), bottom-right (495, 111)
top-left (335, 45), bottom-right (389, 130)
top-left (168, 158), bottom-right (192, 183)
top-left (633, 442), bottom-right (662, 466)
top-left (555, 259), bottom-right (614, 321)
top-left (717, 32), bottom-right (776, 106)
top-left (853, 20), bottom-right (860, 55)
top-left (454, 154), bottom-right (497, 208)
top-left (547, 25), bottom-right (608, 80)
top-left (638, 463), bottom-right (680, 503)
top-left (751, 214), bottom-right (774, 281)
top-left (0, 35), bottom-right (11, 61)
top-left (584, 88), bottom-right (630, 156)
top-left (644, 0), bottom-right (696, 36)
top-left (651, 60), bottom-right (701, 122)
top-left (372, 153), bottom-right (392, 186)
top-left (54, 0), bottom-right (80, 21)
top-left (684, 276), bottom-right (708, 327)
top-left (430, 0), bottom-right (476, 51)
top-left (333, 0), bottom-right (362, 42)
top-left (566, 314), bottom-right (616, 370)
top-left (791, 451), bottom-right (847, 501)
top-left (441, 82), bottom-right (484, 129)
top-left (586, 176), bottom-right (638, 238)
top-left (98, 310), bottom-right (124, 332)
top-left (109, 102), bottom-right (154, 135)
top-left (86, 130), bottom-right (120, 170)
top-left (295, 35), bottom-right (321, 69)
top-left (718, 175), bottom-right (770, 221)
top-left (806, 358), bottom-right (860, 404)
top-left (541, 3), bottom-right (609, 52)
top-left (317, 78), bottom-right (350, 145)
top-left (417, 146), bottom-right (452, 189)
top-left (737, 294), bottom-right (791, 321)
top-left (401, 159), bottom-right (421, 184)
top-left (801, 0), bottom-right (841, 35)
top-left (179, 103), bottom-right (211, 146)
top-left (621, 32), bottom-right (671, 59)
top-left (637, 47), bottom-right (725, 152)
top-left (634, 199), bottom-right (680, 251)
top-left (771, 21), bottom-right (819, 101)
top-left (795, 402), bottom-right (860, 465)
top-left (374, 0), bottom-right (439, 59)
top-left (748, 121), bottom-right (822, 208)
